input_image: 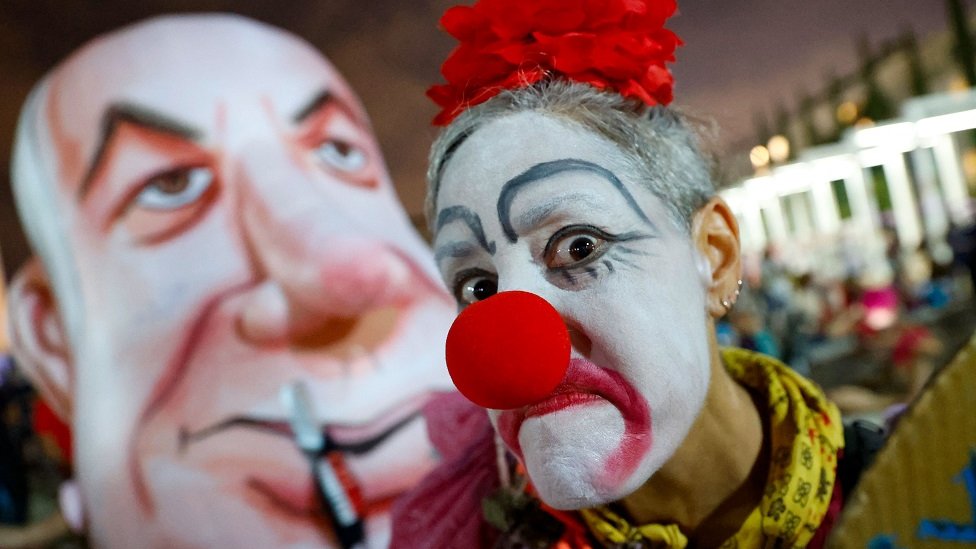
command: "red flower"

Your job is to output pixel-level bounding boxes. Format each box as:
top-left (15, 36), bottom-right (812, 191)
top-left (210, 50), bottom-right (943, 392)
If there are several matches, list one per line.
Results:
top-left (428, 0), bottom-right (682, 125)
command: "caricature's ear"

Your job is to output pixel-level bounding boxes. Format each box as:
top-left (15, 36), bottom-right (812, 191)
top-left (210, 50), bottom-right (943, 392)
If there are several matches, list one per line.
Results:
top-left (691, 197), bottom-right (742, 319)
top-left (8, 257), bottom-right (74, 420)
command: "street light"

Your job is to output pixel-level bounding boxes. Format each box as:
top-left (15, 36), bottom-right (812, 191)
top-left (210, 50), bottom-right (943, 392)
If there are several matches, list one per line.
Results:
top-left (750, 145), bottom-right (771, 170)
top-left (767, 135), bottom-right (790, 163)
top-left (836, 101), bottom-right (858, 125)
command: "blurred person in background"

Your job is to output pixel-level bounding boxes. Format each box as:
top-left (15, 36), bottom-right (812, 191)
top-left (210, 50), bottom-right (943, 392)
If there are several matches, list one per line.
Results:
top-left (782, 272), bottom-right (826, 377)
top-left (728, 301), bottom-right (781, 359)
top-left (0, 355), bottom-right (31, 527)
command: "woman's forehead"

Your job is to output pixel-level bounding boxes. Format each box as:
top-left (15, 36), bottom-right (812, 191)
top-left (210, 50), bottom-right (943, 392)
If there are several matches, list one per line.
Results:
top-left (438, 112), bottom-right (634, 206)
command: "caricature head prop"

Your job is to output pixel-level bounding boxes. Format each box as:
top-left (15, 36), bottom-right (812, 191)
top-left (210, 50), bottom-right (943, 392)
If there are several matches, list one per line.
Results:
top-left (427, 0), bottom-right (750, 511)
top-left (7, 14), bottom-right (457, 548)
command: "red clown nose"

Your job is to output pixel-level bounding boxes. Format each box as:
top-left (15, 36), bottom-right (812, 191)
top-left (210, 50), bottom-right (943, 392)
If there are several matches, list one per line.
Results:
top-left (445, 291), bottom-right (571, 410)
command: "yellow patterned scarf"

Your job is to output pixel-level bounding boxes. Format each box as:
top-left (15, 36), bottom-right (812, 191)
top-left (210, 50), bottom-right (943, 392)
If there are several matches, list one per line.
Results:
top-left (578, 348), bottom-right (844, 548)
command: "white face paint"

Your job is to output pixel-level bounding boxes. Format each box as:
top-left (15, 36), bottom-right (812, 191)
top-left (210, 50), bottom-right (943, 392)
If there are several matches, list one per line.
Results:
top-left (433, 113), bottom-right (713, 509)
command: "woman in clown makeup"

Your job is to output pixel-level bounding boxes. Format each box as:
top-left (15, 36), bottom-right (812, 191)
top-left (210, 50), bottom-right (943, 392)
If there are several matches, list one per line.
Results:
top-left (394, 1), bottom-right (878, 547)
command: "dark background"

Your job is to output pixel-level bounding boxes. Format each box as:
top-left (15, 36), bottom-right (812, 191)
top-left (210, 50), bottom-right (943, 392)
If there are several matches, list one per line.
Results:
top-left (0, 0), bottom-right (949, 278)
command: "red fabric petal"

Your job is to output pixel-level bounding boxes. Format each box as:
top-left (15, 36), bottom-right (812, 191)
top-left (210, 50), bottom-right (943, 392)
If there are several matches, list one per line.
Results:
top-left (618, 79), bottom-right (655, 106)
top-left (645, 0), bottom-right (678, 27)
top-left (642, 64), bottom-right (675, 103)
top-left (492, 41), bottom-right (532, 64)
top-left (441, 6), bottom-right (489, 42)
top-left (583, 0), bottom-right (630, 27)
top-left (529, 0), bottom-right (588, 35)
top-left (535, 32), bottom-right (595, 74)
top-left (441, 47), bottom-right (513, 88)
top-left (427, 83), bottom-right (457, 108)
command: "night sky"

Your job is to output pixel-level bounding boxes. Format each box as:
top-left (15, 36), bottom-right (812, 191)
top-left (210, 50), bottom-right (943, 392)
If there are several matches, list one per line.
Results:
top-left (670, 0), bottom-right (948, 148)
top-left (0, 0), bottom-right (960, 274)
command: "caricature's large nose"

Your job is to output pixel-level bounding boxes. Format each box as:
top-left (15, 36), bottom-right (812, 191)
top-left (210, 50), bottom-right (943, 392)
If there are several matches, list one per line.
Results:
top-left (446, 291), bottom-right (570, 409)
top-left (232, 144), bottom-right (414, 348)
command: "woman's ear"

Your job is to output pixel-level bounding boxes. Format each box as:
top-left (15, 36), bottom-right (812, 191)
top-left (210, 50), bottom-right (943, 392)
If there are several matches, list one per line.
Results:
top-left (8, 257), bottom-right (74, 420)
top-left (691, 197), bottom-right (742, 319)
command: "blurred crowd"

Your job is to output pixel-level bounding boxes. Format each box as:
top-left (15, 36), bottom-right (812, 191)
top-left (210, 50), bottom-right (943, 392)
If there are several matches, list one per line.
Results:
top-left (0, 355), bottom-right (79, 547)
top-left (719, 223), bottom-right (976, 419)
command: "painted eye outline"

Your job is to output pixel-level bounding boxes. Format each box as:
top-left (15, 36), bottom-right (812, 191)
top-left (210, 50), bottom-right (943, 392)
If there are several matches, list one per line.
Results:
top-left (543, 225), bottom-right (614, 271)
top-left (312, 137), bottom-right (369, 175)
top-left (130, 165), bottom-right (215, 212)
top-left (452, 267), bottom-right (499, 306)
top-left (297, 99), bottom-right (378, 187)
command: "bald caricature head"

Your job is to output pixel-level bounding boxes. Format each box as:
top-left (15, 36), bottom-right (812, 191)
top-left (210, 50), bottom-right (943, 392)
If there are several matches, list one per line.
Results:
top-left (7, 14), bottom-right (455, 548)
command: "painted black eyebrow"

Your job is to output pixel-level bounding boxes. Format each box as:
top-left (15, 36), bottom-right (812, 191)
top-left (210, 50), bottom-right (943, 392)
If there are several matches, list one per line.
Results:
top-left (291, 89), bottom-right (363, 128)
top-left (435, 205), bottom-right (496, 255)
top-left (79, 102), bottom-right (202, 201)
top-left (496, 158), bottom-right (654, 243)
top-left (434, 129), bottom-right (473, 184)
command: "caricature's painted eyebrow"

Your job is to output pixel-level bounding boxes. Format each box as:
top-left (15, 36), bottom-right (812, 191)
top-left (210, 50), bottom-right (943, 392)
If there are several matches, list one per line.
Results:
top-left (79, 103), bottom-right (202, 201)
top-left (291, 89), bottom-right (363, 128)
top-left (435, 205), bottom-right (496, 256)
top-left (497, 158), bottom-right (654, 242)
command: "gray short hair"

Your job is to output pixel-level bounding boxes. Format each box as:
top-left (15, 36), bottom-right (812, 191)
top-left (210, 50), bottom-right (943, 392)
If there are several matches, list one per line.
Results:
top-left (427, 80), bottom-right (716, 233)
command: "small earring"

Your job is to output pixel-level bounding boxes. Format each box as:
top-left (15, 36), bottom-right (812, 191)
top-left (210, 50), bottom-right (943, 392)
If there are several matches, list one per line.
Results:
top-left (735, 279), bottom-right (743, 297)
top-left (721, 298), bottom-right (732, 312)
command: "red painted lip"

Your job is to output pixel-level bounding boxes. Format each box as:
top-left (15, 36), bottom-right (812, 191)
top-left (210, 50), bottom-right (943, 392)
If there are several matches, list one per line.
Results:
top-left (497, 357), bottom-right (645, 459)
top-left (523, 387), bottom-right (605, 420)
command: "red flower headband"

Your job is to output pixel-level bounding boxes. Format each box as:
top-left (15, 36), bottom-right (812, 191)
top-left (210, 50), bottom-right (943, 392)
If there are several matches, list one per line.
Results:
top-left (427, 0), bottom-right (682, 126)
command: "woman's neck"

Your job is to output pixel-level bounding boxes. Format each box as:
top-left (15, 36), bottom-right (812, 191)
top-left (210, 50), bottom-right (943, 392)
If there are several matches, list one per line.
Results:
top-left (618, 345), bottom-right (768, 545)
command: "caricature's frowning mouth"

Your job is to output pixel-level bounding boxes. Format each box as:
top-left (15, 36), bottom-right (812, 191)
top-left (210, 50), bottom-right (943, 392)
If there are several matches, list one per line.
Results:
top-left (176, 397), bottom-right (428, 524)
top-left (178, 404), bottom-right (424, 456)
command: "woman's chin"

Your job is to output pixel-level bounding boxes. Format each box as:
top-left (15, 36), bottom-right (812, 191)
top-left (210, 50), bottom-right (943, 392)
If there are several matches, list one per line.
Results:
top-left (528, 456), bottom-right (653, 511)
top-left (532, 477), bottom-right (620, 510)
top-left (518, 406), bottom-right (627, 509)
